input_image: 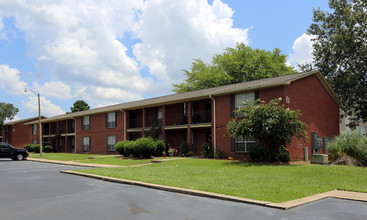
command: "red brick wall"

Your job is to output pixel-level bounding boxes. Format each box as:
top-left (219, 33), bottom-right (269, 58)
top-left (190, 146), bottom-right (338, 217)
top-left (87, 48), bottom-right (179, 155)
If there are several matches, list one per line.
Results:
top-left (213, 75), bottom-right (339, 161)
top-left (284, 75), bottom-right (340, 160)
top-left (3, 120), bottom-right (38, 149)
top-left (76, 111), bottom-right (125, 154)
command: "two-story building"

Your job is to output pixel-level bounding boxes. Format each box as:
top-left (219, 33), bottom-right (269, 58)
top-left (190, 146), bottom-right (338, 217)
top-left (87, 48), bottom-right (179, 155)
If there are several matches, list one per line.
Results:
top-left (4, 70), bottom-right (342, 160)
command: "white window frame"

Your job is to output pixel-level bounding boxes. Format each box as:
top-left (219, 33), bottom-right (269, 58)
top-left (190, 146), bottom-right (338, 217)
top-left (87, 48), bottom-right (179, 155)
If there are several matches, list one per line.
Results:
top-left (82, 136), bottom-right (90, 151)
top-left (32, 124), bottom-right (38, 135)
top-left (82, 116), bottom-right (90, 130)
top-left (106, 135), bottom-right (117, 151)
top-left (107, 112), bottom-right (116, 128)
top-left (235, 92), bottom-right (255, 117)
top-left (32, 139), bottom-right (38, 145)
top-left (235, 135), bottom-right (256, 153)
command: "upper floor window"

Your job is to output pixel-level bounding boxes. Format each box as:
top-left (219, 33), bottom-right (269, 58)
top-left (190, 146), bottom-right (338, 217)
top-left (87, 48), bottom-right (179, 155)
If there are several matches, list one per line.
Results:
top-left (32, 124), bottom-right (38, 135)
top-left (106, 112), bottom-right (117, 128)
top-left (82, 116), bottom-right (90, 130)
top-left (235, 92), bottom-right (255, 117)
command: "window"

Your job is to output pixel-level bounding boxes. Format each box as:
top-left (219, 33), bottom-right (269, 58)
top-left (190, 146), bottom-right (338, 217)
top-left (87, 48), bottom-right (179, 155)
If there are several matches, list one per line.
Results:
top-left (32, 124), bottom-right (38, 135)
top-left (157, 108), bottom-right (163, 126)
top-left (82, 136), bottom-right (90, 152)
top-left (234, 135), bottom-right (256, 153)
top-left (82, 116), bottom-right (90, 130)
top-left (32, 139), bottom-right (37, 145)
top-left (235, 92), bottom-right (255, 117)
top-left (5, 126), bottom-right (9, 134)
top-left (106, 112), bottom-right (117, 128)
top-left (106, 135), bottom-right (117, 151)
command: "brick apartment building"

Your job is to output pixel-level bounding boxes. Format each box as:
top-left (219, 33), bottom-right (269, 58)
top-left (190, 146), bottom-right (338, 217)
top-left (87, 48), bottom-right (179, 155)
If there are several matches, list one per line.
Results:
top-left (1, 70), bottom-right (342, 160)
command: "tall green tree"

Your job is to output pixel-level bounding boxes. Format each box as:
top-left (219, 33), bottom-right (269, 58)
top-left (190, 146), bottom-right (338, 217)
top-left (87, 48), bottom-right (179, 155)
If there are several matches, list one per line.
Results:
top-left (69, 100), bottom-right (90, 113)
top-left (173, 43), bottom-right (296, 93)
top-left (308, 0), bottom-right (367, 126)
top-left (0, 102), bottom-right (19, 128)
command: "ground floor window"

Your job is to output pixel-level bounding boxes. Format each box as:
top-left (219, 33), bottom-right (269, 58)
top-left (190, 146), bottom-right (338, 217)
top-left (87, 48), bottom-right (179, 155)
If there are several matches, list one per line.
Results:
top-left (106, 135), bottom-right (117, 151)
top-left (82, 136), bottom-right (90, 152)
top-left (234, 135), bottom-right (256, 152)
top-left (32, 139), bottom-right (38, 145)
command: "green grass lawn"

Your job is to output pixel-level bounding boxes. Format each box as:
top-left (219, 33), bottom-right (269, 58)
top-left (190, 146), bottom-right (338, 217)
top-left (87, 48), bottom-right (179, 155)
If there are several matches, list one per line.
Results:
top-left (28, 153), bottom-right (169, 166)
top-left (29, 153), bottom-right (104, 161)
top-left (80, 157), bottom-right (157, 166)
top-left (76, 158), bottom-right (367, 203)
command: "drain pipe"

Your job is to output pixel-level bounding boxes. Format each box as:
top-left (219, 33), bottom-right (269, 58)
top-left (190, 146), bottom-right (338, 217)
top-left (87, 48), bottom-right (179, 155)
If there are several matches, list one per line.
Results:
top-left (71, 117), bottom-right (77, 153)
top-left (209, 95), bottom-right (216, 154)
top-left (120, 109), bottom-right (127, 140)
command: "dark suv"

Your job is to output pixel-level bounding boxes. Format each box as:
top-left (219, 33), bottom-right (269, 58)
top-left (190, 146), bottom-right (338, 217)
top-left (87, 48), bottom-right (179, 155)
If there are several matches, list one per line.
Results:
top-left (0, 142), bottom-right (28, 160)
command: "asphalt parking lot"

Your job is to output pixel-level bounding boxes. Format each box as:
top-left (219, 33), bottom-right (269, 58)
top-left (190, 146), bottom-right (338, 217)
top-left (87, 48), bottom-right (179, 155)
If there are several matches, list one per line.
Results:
top-left (1, 159), bottom-right (366, 220)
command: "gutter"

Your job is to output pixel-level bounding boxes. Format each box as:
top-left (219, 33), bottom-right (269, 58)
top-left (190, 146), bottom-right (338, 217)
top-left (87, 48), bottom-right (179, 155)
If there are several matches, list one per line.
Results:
top-left (209, 95), bottom-right (216, 154)
top-left (120, 109), bottom-right (127, 140)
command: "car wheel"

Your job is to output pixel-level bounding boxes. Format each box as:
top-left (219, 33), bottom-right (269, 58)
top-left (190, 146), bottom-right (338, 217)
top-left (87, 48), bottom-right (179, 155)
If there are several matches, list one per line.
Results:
top-left (16, 153), bottom-right (24, 161)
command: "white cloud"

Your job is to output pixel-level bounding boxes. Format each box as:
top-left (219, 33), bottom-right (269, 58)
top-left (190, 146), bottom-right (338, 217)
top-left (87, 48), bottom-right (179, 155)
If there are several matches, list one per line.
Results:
top-left (133, 0), bottom-right (249, 84)
top-left (0, 65), bottom-right (27, 95)
top-left (24, 96), bottom-right (65, 117)
top-left (33, 81), bottom-right (73, 100)
top-left (0, 0), bottom-right (249, 116)
top-left (288, 33), bottom-right (315, 67)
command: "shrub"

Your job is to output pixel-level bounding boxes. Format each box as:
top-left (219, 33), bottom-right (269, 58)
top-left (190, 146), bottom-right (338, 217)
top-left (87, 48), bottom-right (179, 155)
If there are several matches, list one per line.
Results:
top-left (32, 144), bottom-right (40, 153)
top-left (181, 141), bottom-right (190, 156)
top-left (24, 144), bottom-right (33, 152)
top-left (327, 131), bottom-right (367, 166)
top-left (123, 141), bottom-right (136, 157)
top-left (135, 137), bottom-right (157, 158)
top-left (155, 140), bottom-right (166, 156)
top-left (249, 146), bottom-right (265, 162)
top-left (278, 145), bottom-right (290, 164)
top-left (115, 141), bottom-right (126, 155)
top-left (186, 151), bottom-right (194, 157)
top-left (43, 145), bottom-right (53, 153)
top-left (201, 142), bottom-right (213, 158)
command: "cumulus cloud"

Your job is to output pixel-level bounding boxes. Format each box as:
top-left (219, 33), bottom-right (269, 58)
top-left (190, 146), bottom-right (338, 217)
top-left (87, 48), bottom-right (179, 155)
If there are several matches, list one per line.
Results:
top-left (24, 96), bottom-right (66, 117)
top-left (133, 0), bottom-right (248, 85)
top-left (0, 65), bottom-right (27, 95)
top-left (288, 33), bottom-right (315, 67)
top-left (33, 81), bottom-right (73, 100)
top-left (0, 0), bottom-right (249, 116)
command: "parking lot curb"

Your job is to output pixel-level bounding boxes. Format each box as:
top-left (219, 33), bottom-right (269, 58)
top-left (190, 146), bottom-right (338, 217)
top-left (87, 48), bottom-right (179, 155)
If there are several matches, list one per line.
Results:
top-left (60, 170), bottom-right (367, 210)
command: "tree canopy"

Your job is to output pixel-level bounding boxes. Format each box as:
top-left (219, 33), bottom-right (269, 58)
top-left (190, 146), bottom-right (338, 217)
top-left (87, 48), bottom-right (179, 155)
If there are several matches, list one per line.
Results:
top-left (0, 102), bottom-right (19, 128)
top-left (307, 0), bottom-right (367, 126)
top-left (69, 100), bottom-right (90, 113)
top-left (173, 43), bottom-right (296, 93)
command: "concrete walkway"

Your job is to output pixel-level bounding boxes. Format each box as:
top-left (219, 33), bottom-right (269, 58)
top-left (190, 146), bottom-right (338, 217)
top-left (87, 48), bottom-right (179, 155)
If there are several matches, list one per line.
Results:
top-left (27, 157), bottom-right (367, 210)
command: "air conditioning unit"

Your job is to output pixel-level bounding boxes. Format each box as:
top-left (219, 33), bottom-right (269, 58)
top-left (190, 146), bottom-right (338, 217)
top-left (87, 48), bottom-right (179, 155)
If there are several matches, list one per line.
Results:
top-left (310, 154), bottom-right (328, 164)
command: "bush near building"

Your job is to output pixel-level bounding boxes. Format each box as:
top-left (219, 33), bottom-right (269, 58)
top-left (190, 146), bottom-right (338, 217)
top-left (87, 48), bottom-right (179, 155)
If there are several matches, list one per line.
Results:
top-left (115, 137), bottom-right (160, 158)
top-left (327, 131), bottom-right (367, 166)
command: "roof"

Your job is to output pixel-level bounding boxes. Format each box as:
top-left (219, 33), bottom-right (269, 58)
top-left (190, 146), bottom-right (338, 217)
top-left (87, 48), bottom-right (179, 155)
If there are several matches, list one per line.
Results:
top-left (3, 116), bottom-right (46, 126)
top-left (25, 70), bottom-right (342, 124)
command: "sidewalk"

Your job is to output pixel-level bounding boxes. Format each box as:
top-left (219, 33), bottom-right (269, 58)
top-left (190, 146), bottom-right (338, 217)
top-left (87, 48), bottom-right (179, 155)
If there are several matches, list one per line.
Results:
top-left (28, 157), bottom-right (367, 210)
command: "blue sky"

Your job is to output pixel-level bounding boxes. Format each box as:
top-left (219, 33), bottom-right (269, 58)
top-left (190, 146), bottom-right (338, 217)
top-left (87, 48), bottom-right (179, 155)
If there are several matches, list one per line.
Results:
top-left (0, 0), bottom-right (330, 121)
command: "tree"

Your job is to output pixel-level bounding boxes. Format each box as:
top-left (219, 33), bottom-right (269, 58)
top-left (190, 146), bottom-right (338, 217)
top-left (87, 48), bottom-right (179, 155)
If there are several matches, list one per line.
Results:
top-left (226, 98), bottom-right (307, 162)
top-left (69, 100), bottom-right (90, 113)
top-left (173, 43), bottom-right (296, 93)
top-left (0, 102), bottom-right (19, 128)
top-left (307, 0), bottom-right (367, 127)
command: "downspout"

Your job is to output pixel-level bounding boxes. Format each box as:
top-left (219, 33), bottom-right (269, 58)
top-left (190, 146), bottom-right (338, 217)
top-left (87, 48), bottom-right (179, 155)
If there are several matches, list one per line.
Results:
top-left (71, 117), bottom-right (77, 153)
top-left (209, 95), bottom-right (216, 154)
top-left (120, 109), bottom-right (127, 141)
